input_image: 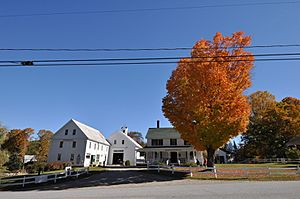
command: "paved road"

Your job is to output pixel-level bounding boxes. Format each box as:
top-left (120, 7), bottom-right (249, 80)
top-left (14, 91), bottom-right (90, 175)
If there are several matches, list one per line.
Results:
top-left (1, 170), bottom-right (299, 199)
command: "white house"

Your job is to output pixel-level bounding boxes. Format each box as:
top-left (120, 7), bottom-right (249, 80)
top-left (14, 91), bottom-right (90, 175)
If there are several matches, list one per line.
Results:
top-left (48, 119), bottom-right (110, 167)
top-left (143, 121), bottom-right (204, 165)
top-left (143, 121), bottom-right (227, 165)
top-left (107, 126), bottom-right (143, 166)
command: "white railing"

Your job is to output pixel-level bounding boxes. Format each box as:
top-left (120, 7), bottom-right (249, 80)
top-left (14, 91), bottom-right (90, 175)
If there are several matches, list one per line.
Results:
top-left (147, 163), bottom-right (300, 179)
top-left (239, 158), bottom-right (300, 164)
top-left (0, 168), bottom-right (89, 188)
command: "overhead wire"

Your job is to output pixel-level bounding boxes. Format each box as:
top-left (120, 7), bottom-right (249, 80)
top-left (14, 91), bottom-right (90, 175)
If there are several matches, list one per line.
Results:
top-left (1, 44), bottom-right (300, 52)
top-left (0, 1), bottom-right (299, 18)
top-left (1, 57), bottom-right (300, 68)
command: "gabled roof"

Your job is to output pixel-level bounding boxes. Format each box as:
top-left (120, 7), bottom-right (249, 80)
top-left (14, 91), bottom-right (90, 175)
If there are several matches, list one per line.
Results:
top-left (108, 130), bottom-right (142, 149)
top-left (72, 119), bottom-right (110, 145)
top-left (146, 128), bottom-right (181, 139)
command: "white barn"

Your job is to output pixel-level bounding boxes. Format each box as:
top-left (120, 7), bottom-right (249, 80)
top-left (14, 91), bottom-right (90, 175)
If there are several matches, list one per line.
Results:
top-left (48, 119), bottom-right (110, 167)
top-left (107, 126), bottom-right (143, 166)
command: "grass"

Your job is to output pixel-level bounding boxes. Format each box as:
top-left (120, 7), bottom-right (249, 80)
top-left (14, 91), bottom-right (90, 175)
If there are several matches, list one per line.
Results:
top-left (189, 174), bottom-right (300, 181)
top-left (170, 163), bottom-right (300, 181)
top-left (0, 167), bottom-right (95, 180)
top-left (215, 163), bottom-right (299, 168)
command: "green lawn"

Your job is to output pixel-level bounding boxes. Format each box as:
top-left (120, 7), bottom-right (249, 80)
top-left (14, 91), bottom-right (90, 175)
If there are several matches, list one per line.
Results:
top-left (0, 167), bottom-right (94, 180)
top-left (215, 163), bottom-right (299, 168)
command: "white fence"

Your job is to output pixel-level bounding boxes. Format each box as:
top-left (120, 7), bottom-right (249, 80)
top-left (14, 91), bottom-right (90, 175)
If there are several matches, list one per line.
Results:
top-left (147, 164), bottom-right (300, 179)
top-left (0, 168), bottom-right (89, 188)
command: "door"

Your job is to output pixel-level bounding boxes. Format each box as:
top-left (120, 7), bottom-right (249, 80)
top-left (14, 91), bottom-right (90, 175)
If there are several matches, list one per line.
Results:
top-left (112, 153), bottom-right (124, 164)
top-left (170, 152), bottom-right (178, 163)
top-left (90, 155), bottom-right (95, 165)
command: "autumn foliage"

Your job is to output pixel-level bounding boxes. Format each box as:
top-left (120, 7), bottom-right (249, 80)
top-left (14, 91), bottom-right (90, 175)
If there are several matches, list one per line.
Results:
top-left (163, 32), bottom-right (254, 166)
top-left (241, 92), bottom-right (300, 159)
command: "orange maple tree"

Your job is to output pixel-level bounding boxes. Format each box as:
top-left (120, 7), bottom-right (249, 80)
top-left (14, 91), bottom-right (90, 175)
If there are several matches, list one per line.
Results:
top-left (36, 130), bottom-right (54, 163)
top-left (162, 32), bottom-right (254, 166)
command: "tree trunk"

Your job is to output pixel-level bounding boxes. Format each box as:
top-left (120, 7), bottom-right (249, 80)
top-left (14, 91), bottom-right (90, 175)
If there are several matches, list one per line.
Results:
top-left (206, 146), bottom-right (216, 168)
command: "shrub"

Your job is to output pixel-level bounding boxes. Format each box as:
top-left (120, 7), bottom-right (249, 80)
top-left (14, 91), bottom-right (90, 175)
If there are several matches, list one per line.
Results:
top-left (47, 161), bottom-right (69, 171)
top-left (285, 147), bottom-right (300, 159)
top-left (124, 160), bottom-right (130, 166)
top-left (25, 162), bottom-right (48, 174)
top-left (181, 162), bottom-right (197, 167)
top-left (6, 153), bottom-right (23, 172)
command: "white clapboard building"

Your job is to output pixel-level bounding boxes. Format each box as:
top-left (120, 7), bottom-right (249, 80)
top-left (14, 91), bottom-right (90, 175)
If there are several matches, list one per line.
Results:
top-left (142, 121), bottom-right (227, 165)
top-left (107, 126), bottom-right (143, 166)
top-left (48, 119), bottom-right (110, 167)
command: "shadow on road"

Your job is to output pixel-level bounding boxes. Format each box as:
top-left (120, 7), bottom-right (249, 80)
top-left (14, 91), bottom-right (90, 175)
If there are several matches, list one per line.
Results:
top-left (0, 170), bottom-right (186, 192)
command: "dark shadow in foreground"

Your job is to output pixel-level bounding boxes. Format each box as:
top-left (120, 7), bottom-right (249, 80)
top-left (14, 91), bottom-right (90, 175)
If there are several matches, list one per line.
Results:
top-left (0, 170), bottom-right (186, 192)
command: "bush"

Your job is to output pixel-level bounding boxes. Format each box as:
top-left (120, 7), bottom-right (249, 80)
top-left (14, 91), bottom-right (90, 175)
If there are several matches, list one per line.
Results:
top-left (285, 147), bottom-right (300, 159)
top-left (25, 162), bottom-right (48, 174)
top-left (124, 160), bottom-right (130, 166)
top-left (46, 161), bottom-right (70, 171)
top-left (181, 162), bottom-right (197, 167)
top-left (6, 153), bottom-right (23, 172)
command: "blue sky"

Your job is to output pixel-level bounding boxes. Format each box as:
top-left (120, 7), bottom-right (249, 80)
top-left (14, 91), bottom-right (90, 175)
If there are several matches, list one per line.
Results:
top-left (0, 0), bottom-right (300, 140)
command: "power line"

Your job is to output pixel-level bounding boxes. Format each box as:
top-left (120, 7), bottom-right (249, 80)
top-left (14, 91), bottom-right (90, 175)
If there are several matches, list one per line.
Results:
top-left (1, 44), bottom-right (300, 52)
top-left (1, 52), bottom-right (300, 64)
top-left (0, 1), bottom-right (298, 18)
top-left (1, 57), bottom-right (300, 68)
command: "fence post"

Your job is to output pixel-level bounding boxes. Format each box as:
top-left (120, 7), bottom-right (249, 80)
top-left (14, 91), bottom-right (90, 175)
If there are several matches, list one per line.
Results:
top-left (22, 176), bottom-right (26, 187)
top-left (268, 167), bottom-right (271, 176)
top-left (77, 170), bottom-right (79, 178)
top-left (190, 166), bottom-right (193, 177)
top-left (297, 165), bottom-right (300, 174)
top-left (213, 165), bottom-right (218, 179)
top-left (147, 161), bottom-right (149, 170)
top-left (87, 167), bottom-right (89, 174)
top-left (158, 164), bottom-right (160, 173)
top-left (172, 165), bottom-right (174, 174)
top-left (54, 173), bottom-right (57, 183)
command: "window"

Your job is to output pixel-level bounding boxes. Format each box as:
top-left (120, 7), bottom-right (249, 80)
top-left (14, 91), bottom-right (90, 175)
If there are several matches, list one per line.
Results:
top-left (70, 154), bottom-right (74, 161)
top-left (94, 143), bottom-right (96, 150)
top-left (96, 155), bottom-right (100, 162)
top-left (151, 139), bottom-right (163, 146)
top-left (122, 140), bottom-right (124, 145)
top-left (184, 140), bottom-right (191, 146)
top-left (97, 143), bottom-right (100, 150)
top-left (59, 141), bottom-right (63, 148)
top-left (154, 152), bottom-right (158, 159)
top-left (170, 139), bottom-right (177, 146)
top-left (86, 153), bottom-right (91, 159)
top-left (89, 142), bottom-right (91, 148)
top-left (101, 145), bottom-right (103, 151)
top-left (72, 129), bottom-right (76, 135)
top-left (65, 129), bottom-right (68, 135)
top-left (114, 140), bottom-right (117, 144)
top-left (57, 153), bottom-right (61, 161)
top-left (72, 141), bottom-right (76, 148)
